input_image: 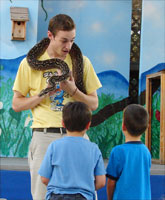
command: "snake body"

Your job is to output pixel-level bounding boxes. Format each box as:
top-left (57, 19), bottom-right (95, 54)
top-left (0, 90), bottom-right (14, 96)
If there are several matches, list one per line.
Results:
top-left (26, 38), bottom-right (130, 127)
top-left (27, 38), bottom-right (86, 96)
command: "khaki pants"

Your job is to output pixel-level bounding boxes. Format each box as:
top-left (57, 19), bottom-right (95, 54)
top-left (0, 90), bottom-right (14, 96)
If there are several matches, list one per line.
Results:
top-left (28, 131), bottom-right (97, 200)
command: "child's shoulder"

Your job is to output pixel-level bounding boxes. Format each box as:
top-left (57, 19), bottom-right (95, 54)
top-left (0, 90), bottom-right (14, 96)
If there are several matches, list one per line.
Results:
top-left (49, 137), bottom-right (65, 146)
top-left (111, 142), bottom-right (150, 156)
top-left (110, 143), bottom-right (134, 156)
top-left (112, 143), bottom-right (125, 151)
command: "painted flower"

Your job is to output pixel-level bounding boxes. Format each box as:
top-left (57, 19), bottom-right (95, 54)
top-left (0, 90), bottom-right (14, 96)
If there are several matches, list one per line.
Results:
top-left (24, 116), bottom-right (32, 127)
top-left (0, 101), bottom-right (3, 109)
top-left (155, 110), bottom-right (160, 122)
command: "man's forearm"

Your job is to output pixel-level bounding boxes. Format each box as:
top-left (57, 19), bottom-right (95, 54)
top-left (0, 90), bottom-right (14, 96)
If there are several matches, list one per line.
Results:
top-left (12, 94), bottom-right (45, 112)
top-left (72, 89), bottom-right (98, 111)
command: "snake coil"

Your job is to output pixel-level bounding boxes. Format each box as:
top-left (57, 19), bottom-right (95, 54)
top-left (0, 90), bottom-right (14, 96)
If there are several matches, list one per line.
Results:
top-left (27, 38), bottom-right (86, 96)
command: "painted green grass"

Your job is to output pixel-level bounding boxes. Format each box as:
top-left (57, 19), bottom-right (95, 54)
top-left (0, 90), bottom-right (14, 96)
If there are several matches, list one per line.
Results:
top-left (151, 89), bottom-right (160, 159)
top-left (87, 93), bottom-right (125, 159)
top-left (0, 69), bottom-right (32, 157)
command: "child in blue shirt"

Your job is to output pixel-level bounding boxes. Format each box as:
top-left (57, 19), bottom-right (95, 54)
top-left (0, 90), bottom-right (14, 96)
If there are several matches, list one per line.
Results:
top-left (106, 104), bottom-right (151, 200)
top-left (39, 101), bottom-right (106, 200)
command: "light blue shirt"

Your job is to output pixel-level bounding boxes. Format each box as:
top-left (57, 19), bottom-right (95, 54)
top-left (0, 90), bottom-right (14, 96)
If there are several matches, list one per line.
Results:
top-left (39, 136), bottom-right (105, 200)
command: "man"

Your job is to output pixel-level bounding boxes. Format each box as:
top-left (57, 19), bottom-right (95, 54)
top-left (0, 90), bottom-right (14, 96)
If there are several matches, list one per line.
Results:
top-left (12, 14), bottom-right (102, 200)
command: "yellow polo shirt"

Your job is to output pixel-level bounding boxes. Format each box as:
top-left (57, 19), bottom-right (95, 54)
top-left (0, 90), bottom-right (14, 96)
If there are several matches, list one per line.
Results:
top-left (13, 51), bottom-right (102, 128)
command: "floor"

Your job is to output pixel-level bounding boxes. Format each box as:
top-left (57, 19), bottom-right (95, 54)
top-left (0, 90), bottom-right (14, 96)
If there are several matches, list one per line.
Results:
top-left (0, 157), bottom-right (165, 200)
top-left (1, 157), bottom-right (165, 175)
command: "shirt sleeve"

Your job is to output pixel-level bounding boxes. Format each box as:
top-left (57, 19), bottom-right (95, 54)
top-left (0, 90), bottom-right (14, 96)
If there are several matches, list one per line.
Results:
top-left (106, 147), bottom-right (123, 180)
top-left (12, 58), bottom-right (30, 96)
top-left (38, 143), bottom-right (53, 179)
top-left (83, 56), bottom-right (102, 94)
top-left (94, 147), bottom-right (106, 176)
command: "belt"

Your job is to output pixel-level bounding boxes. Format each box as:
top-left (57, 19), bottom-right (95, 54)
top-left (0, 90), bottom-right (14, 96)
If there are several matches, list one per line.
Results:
top-left (33, 127), bottom-right (66, 134)
top-left (51, 193), bottom-right (86, 199)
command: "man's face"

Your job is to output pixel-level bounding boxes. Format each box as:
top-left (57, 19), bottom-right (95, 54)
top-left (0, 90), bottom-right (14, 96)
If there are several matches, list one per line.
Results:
top-left (51, 29), bottom-right (76, 59)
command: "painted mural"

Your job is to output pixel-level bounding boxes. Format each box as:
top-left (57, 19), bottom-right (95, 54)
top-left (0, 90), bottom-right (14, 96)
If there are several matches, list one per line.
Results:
top-left (0, 0), bottom-right (164, 159)
top-left (0, 0), bottom-right (132, 158)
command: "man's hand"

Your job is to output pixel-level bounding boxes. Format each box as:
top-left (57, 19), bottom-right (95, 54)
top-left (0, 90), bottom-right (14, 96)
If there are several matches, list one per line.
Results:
top-left (60, 71), bottom-right (77, 96)
top-left (45, 69), bottom-right (63, 97)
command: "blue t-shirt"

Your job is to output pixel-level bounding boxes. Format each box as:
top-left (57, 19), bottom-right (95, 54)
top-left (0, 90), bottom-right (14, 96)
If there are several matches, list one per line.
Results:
top-left (106, 141), bottom-right (151, 200)
top-left (39, 136), bottom-right (105, 200)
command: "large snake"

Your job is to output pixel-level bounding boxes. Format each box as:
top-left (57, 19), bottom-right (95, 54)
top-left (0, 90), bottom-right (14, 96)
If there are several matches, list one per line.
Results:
top-left (26, 38), bottom-right (132, 127)
top-left (27, 38), bottom-right (86, 96)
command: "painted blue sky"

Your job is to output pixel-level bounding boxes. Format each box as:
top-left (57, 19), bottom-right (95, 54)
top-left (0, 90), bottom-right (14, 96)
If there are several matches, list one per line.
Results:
top-left (140, 0), bottom-right (165, 74)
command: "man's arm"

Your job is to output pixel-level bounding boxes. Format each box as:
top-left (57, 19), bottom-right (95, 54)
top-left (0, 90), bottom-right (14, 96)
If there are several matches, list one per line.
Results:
top-left (72, 89), bottom-right (98, 111)
top-left (106, 178), bottom-right (116, 200)
top-left (95, 175), bottom-right (106, 190)
top-left (40, 176), bottom-right (49, 186)
top-left (60, 73), bottom-right (99, 111)
top-left (12, 90), bottom-right (45, 112)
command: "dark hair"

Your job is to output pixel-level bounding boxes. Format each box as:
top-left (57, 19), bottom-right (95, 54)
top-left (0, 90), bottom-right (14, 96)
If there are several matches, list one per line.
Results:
top-left (123, 104), bottom-right (149, 136)
top-left (48, 14), bottom-right (76, 36)
top-left (62, 102), bottom-right (92, 132)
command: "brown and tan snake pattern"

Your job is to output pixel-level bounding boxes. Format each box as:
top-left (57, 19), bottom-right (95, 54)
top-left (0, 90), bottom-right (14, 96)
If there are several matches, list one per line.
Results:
top-left (27, 38), bottom-right (86, 96)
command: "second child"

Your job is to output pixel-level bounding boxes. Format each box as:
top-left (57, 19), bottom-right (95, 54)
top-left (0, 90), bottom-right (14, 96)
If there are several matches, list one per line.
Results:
top-left (106, 104), bottom-right (151, 200)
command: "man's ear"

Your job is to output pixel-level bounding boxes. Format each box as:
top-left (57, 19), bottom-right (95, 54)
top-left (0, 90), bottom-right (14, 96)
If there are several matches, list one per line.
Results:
top-left (86, 121), bottom-right (91, 130)
top-left (122, 122), bottom-right (127, 131)
top-left (62, 120), bottom-right (65, 128)
top-left (47, 31), bottom-right (54, 39)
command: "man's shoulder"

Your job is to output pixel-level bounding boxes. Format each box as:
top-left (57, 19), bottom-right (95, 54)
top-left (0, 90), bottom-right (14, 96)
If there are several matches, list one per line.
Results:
top-left (20, 56), bottom-right (28, 65)
top-left (82, 55), bottom-right (91, 63)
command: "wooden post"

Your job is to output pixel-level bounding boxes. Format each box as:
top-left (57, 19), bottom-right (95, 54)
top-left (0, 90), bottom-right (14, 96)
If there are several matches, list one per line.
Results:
top-left (145, 71), bottom-right (165, 164)
top-left (160, 72), bottom-right (165, 164)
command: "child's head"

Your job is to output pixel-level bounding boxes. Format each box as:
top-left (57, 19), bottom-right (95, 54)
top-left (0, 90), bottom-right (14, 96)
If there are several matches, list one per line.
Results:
top-left (62, 101), bottom-right (92, 132)
top-left (123, 104), bottom-right (149, 136)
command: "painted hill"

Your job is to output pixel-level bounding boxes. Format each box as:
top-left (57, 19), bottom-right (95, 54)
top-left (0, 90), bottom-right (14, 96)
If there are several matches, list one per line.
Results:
top-left (140, 63), bottom-right (165, 92)
top-left (0, 55), bottom-right (26, 81)
top-left (97, 70), bottom-right (129, 98)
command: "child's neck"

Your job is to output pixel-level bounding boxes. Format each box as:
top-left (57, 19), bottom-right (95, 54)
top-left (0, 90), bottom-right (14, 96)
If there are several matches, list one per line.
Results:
top-left (124, 131), bottom-right (141, 143)
top-left (67, 130), bottom-right (85, 137)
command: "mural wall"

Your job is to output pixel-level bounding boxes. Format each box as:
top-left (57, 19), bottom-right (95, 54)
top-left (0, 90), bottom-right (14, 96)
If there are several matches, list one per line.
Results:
top-left (1, 0), bottom-right (132, 158)
top-left (139, 0), bottom-right (165, 159)
top-left (0, 0), bottom-right (39, 157)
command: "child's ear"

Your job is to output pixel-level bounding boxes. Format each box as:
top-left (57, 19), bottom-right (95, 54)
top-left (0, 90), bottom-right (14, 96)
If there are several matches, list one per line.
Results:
top-left (86, 121), bottom-right (91, 130)
top-left (62, 120), bottom-right (65, 128)
top-left (122, 122), bottom-right (127, 131)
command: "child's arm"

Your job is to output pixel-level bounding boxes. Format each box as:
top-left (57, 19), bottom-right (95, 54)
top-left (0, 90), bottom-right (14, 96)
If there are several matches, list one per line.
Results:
top-left (41, 176), bottom-right (49, 186)
top-left (95, 175), bottom-right (106, 190)
top-left (106, 178), bottom-right (116, 200)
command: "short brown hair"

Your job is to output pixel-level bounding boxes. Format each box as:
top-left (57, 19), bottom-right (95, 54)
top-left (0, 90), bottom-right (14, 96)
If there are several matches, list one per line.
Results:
top-left (62, 102), bottom-right (92, 132)
top-left (48, 14), bottom-right (76, 36)
top-left (123, 104), bottom-right (149, 136)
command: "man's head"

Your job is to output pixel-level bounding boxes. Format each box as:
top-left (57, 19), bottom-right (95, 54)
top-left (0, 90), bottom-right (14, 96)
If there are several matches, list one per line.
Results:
top-left (62, 102), bottom-right (92, 132)
top-left (122, 104), bottom-right (149, 136)
top-left (48, 14), bottom-right (76, 37)
top-left (47, 14), bottom-right (76, 59)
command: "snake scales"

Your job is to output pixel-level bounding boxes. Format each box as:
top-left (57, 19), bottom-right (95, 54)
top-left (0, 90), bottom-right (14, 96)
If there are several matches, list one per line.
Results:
top-left (27, 38), bottom-right (86, 97)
